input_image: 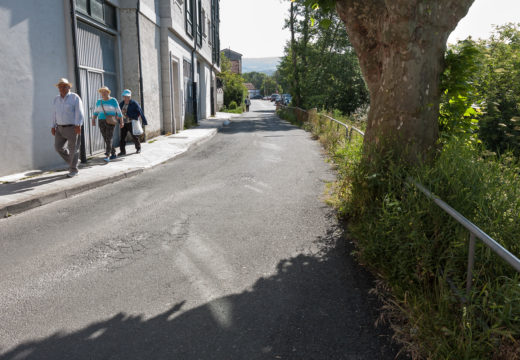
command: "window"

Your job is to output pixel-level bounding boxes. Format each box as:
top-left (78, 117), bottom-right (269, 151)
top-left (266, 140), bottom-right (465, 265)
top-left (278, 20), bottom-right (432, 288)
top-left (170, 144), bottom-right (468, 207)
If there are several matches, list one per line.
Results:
top-left (104, 3), bottom-right (117, 29)
top-left (76, 0), bottom-right (88, 13)
top-left (202, 10), bottom-right (207, 38)
top-left (90, 0), bottom-right (104, 21)
top-left (211, 0), bottom-right (220, 64)
top-left (196, 0), bottom-right (202, 46)
top-left (185, 0), bottom-right (194, 37)
top-left (208, 19), bottom-right (211, 43)
top-left (75, 0), bottom-right (117, 30)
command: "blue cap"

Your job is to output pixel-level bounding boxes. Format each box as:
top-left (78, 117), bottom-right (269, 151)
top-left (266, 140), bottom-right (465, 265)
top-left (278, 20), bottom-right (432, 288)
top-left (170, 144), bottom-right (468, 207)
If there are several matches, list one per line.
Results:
top-left (121, 89), bottom-right (132, 97)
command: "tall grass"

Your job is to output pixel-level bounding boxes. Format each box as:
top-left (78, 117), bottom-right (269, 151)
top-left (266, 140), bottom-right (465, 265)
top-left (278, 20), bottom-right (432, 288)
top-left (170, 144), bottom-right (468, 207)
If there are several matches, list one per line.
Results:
top-left (278, 107), bottom-right (520, 359)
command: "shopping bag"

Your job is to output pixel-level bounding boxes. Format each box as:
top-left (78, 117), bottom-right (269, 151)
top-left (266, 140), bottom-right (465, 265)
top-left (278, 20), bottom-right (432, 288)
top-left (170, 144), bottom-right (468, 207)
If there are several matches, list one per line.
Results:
top-left (132, 119), bottom-right (144, 136)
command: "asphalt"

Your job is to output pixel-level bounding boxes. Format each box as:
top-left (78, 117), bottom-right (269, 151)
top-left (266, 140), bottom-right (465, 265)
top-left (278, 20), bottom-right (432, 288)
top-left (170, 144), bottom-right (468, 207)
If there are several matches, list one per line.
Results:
top-left (0, 113), bottom-right (239, 218)
top-left (0, 100), bottom-right (399, 359)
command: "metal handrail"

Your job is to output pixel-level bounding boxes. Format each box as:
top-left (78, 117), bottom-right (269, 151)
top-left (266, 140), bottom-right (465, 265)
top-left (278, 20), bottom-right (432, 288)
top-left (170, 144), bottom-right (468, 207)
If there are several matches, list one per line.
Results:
top-left (279, 104), bottom-right (520, 295)
top-left (319, 113), bottom-right (365, 136)
top-left (279, 105), bottom-right (364, 138)
top-left (408, 178), bottom-right (520, 294)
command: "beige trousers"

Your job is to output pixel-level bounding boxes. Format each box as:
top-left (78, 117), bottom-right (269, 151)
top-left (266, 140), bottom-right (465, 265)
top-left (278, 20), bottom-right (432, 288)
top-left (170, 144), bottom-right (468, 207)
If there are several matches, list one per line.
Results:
top-left (54, 125), bottom-right (80, 173)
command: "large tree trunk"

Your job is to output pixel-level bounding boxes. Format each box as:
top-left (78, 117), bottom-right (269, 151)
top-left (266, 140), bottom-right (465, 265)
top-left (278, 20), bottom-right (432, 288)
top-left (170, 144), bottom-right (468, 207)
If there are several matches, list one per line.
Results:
top-left (335, 0), bottom-right (474, 162)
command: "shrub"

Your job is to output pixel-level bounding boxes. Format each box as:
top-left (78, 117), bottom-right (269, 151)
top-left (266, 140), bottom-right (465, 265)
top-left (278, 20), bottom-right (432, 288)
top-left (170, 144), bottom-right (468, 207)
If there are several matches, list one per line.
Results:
top-left (346, 140), bottom-right (520, 359)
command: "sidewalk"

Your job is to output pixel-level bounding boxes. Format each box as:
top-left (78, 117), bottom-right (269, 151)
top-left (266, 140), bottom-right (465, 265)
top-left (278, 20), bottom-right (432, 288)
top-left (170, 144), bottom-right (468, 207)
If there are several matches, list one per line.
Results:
top-left (0, 113), bottom-right (239, 218)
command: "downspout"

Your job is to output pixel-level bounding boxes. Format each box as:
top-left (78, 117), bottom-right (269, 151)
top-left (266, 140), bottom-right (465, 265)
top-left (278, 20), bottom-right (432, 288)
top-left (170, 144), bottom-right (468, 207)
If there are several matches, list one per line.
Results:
top-left (136, 0), bottom-right (146, 139)
top-left (191, 0), bottom-right (198, 124)
top-left (69, 0), bottom-right (87, 163)
top-left (169, 51), bottom-right (176, 134)
top-left (191, 49), bottom-right (197, 125)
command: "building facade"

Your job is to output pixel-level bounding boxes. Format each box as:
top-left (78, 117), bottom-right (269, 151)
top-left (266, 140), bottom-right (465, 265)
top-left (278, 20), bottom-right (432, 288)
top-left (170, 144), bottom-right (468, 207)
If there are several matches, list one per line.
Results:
top-left (244, 83), bottom-right (260, 99)
top-left (0, 0), bottom-right (220, 176)
top-left (222, 48), bottom-right (242, 75)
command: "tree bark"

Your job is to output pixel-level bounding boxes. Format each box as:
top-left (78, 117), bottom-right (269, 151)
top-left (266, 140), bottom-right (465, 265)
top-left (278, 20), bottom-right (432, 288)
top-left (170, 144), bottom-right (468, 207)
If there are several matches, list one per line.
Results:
top-left (335, 0), bottom-right (474, 162)
top-left (290, 2), bottom-right (302, 107)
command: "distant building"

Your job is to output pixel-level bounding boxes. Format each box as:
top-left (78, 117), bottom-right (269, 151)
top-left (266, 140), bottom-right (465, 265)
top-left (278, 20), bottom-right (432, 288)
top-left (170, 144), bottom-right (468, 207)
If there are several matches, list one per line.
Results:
top-left (222, 48), bottom-right (242, 74)
top-left (244, 83), bottom-right (260, 98)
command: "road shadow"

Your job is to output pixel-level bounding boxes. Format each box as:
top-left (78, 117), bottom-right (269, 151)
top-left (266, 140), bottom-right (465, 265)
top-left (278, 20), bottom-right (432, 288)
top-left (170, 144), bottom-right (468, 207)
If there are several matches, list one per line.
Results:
top-left (251, 109), bottom-right (276, 114)
top-left (219, 115), bottom-right (299, 135)
top-left (0, 219), bottom-right (401, 360)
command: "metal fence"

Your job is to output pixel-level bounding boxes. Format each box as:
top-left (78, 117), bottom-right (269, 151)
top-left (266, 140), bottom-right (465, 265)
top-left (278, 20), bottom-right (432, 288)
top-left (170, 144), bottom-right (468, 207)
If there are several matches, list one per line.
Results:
top-left (279, 105), bottom-right (520, 297)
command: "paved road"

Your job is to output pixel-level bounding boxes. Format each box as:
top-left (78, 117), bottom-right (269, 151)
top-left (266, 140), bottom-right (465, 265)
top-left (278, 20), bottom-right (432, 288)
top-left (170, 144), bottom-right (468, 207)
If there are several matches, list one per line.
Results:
top-left (0, 100), bottom-right (397, 359)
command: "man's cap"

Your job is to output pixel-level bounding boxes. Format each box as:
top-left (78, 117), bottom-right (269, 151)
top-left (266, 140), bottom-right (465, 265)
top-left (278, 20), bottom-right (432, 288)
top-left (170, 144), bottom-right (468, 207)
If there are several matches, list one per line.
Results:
top-left (122, 89), bottom-right (132, 97)
top-left (55, 78), bottom-right (73, 87)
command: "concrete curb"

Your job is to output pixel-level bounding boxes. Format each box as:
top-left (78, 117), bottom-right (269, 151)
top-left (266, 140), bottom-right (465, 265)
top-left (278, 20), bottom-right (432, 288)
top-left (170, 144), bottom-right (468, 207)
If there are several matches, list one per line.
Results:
top-left (1, 124), bottom-right (221, 219)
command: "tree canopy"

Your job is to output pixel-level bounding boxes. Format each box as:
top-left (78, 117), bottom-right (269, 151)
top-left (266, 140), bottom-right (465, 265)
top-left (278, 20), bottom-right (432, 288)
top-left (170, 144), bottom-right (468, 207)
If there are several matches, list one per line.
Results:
top-left (277, 0), bottom-right (368, 114)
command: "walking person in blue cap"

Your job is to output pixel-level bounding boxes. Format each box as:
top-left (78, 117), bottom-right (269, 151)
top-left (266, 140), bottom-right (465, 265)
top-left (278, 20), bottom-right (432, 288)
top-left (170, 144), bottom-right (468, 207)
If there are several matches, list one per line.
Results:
top-left (118, 89), bottom-right (147, 155)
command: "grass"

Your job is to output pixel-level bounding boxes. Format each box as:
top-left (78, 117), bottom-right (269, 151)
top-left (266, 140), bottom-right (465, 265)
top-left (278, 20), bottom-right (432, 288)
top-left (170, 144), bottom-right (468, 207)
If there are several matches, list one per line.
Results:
top-left (220, 107), bottom-right (244, 114)
top-left (278, 107), bottom-right (520, 359)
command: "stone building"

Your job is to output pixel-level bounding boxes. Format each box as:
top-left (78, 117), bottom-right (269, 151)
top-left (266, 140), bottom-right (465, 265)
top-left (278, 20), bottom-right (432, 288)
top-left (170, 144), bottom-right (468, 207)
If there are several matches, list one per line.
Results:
top-left (0, 0), bottom-right (220, 176)
top-left (221, 48), bottom-right (242, 74)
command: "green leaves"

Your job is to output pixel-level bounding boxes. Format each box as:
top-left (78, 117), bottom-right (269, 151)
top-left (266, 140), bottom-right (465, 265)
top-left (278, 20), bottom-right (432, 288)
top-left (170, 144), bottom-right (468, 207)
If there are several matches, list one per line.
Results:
top-left (279, 0), bottom-right (368, 114)
top-left (319, 18), bottom-right (332, 29)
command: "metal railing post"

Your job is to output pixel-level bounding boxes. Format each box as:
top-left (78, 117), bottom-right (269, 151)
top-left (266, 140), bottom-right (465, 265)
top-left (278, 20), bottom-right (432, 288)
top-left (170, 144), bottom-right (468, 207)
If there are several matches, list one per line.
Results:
top-left (466, 233), bottom-right (476, 295)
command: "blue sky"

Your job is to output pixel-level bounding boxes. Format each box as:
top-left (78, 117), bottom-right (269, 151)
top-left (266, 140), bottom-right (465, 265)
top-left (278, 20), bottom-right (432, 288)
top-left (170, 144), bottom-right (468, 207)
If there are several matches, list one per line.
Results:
top-left (220, 0), bottom-right (520, 58)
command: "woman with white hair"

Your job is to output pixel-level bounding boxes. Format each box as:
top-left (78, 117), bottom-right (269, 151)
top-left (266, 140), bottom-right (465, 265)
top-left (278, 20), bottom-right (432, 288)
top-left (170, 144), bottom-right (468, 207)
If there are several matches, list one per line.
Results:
top-left (92, 86), bottom-right (123, 162)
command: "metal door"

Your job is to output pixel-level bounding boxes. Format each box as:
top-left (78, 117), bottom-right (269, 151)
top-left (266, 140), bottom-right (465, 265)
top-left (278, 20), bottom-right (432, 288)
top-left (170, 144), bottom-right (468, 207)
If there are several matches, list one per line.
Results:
top-left (77, 20), bottom-right (119, 155)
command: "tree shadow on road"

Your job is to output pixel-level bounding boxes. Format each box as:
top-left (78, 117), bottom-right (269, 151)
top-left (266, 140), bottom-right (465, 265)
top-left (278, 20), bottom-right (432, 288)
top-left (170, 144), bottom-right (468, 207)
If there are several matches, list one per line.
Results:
top-left (0, 223), bottom-right (401, 360)
top-left (219, 116), bottom-right (301, 135)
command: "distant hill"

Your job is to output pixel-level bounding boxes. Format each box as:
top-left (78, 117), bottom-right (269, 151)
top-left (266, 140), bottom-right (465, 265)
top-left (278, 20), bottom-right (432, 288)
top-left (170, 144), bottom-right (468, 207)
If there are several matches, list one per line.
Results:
top-left (242, 57), bottom-right (281, 75)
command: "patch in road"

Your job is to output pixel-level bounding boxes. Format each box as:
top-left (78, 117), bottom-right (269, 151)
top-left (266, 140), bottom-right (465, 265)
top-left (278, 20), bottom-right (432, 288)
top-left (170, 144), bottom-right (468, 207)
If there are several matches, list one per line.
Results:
top-left (70, 215), bottom-right (191, 272)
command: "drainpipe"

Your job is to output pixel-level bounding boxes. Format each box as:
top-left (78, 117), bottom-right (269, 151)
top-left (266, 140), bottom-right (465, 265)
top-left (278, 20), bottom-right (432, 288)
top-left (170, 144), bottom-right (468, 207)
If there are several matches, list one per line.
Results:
top-left (136, 0), bottom-right (146, 140)
top-left (69, 0), bottom-right (87, 163)
top-left (191, 50), bottom-right (197, 125)
top-left (191, 0), bottom-right (198, 124)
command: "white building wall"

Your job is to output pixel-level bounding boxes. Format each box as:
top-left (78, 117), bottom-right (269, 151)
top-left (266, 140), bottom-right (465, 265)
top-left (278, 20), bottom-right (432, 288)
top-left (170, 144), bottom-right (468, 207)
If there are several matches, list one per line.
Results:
top-left (0, 0), bottom-right (73, 176)
top-left (139, 13), bottom-right (163, 138)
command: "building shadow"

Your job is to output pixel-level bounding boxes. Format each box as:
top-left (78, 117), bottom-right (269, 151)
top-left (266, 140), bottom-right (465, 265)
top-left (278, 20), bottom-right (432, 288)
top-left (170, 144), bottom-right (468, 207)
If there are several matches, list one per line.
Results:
top-left (0, 223), bottom-right (402, 360)
top-left (0, 174), bottom-right (68, 196)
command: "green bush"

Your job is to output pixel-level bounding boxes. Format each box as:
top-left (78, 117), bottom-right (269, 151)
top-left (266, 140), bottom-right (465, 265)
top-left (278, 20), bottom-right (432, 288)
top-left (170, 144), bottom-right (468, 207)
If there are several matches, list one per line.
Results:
top-left (229, 101), bottom-right (238, 110)
top-left (346, 140), bottom-right (520, 359)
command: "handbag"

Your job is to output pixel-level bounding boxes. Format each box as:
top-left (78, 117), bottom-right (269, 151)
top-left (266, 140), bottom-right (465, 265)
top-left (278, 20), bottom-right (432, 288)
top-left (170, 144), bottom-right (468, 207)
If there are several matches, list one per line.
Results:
top-left (101, 101), bottom-right (118, 126)
top-left (132, 119), bottom-right (144, 136)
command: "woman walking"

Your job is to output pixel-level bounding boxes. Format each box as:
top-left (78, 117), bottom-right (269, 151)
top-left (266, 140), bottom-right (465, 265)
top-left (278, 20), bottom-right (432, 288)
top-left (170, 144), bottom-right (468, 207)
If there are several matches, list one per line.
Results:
top-left (118, 89), bottom-right (147, 155)
top-left (92, 86), bottom-right (123, 162)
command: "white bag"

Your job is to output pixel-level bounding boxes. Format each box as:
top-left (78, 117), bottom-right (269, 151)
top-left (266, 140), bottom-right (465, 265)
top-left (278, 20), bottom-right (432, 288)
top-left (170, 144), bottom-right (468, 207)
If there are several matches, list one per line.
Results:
top-left (132, 119), bottom-right (144, 136)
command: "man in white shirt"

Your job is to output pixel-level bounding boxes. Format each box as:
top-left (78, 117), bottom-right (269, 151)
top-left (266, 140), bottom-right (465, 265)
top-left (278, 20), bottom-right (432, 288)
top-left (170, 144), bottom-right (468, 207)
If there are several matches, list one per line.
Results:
top-left (52, 78), bottom-right (84, 178)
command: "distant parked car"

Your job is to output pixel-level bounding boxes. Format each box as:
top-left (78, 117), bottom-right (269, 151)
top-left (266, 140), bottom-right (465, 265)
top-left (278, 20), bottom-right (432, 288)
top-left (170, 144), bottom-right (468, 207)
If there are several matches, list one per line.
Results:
top-left (252, 94), bottom-right (262, 99)
top-left (281, 94), bottom-right (292, 105)
top-left (271, 94), bottom-right (281, 102)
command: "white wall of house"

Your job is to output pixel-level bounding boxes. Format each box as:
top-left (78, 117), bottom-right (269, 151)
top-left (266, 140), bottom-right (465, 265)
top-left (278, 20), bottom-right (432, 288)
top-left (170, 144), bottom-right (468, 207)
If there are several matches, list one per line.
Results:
top-left (0, 0), bottom-right (220, 176)
top-left (139, 12), bottom-right (163, 138)
top-left (0, 0), bottom-right (74, 176)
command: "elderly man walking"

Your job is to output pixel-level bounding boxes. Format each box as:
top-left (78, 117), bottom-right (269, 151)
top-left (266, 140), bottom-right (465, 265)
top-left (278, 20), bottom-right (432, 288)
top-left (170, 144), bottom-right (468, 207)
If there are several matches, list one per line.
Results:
top-left (52, 78), bottom-right (84, 178)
